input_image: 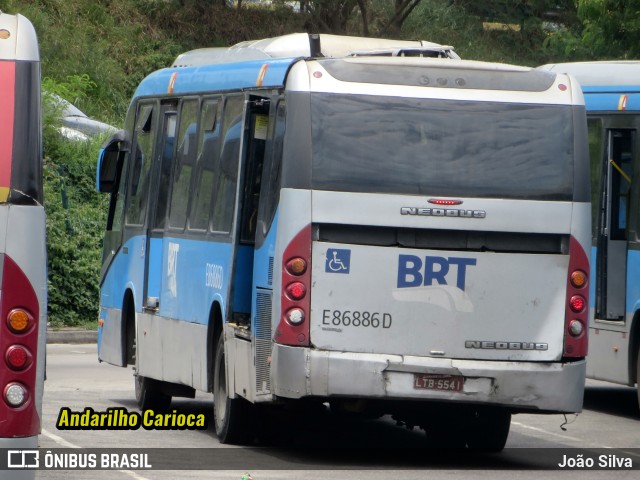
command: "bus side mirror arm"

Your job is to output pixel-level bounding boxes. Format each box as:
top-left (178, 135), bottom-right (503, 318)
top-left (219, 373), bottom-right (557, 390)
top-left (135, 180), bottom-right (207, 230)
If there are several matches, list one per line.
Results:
top-left (97, 130), bottom-right (129, 193)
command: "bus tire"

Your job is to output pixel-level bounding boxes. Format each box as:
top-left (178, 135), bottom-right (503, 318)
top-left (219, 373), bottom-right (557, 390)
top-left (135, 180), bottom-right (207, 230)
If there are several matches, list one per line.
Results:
top-left (464, 408), bottom-right (511, 451)
top-left (213, 333), bottom-right (254, 444)
top-left (425, 407), bottom-right (510, 451)
top-left (636, 342), bottom-right (640, 410)
top-left (135, 374), bottom-right (171, 412)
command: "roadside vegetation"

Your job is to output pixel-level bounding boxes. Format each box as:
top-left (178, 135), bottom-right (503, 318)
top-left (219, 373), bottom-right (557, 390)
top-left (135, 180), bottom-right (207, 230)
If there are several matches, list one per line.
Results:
top-left (0, 0), bottom-right (635, 327)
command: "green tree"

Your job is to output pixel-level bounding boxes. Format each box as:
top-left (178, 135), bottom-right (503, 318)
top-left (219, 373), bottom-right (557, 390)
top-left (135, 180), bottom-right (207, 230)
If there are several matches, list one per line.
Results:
top-left (578, 0), bottom-right (640, 58)
top-left (43, 76), bottom-right (110, 328)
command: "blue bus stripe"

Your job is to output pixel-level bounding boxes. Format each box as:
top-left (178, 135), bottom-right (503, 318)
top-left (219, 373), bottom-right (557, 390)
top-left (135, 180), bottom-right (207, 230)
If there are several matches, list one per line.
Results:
top-left (584, 92), bottom-right (640, 112)
top-left (133, 58), bottom-right (297, 100)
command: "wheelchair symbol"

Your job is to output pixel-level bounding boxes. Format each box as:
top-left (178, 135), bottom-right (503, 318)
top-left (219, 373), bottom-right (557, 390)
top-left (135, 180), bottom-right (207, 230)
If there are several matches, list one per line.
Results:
top-left (326, 249), bottom-right (351, 274)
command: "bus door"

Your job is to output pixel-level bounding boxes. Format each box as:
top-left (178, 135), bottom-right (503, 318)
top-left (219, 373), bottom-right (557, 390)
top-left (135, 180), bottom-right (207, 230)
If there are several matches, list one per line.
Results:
top-left (595, 129), bottom-right (634, 320)
top-left (221, 95), bottom-right (273, 400)
top-left (234, 96), bottom-right (271, 324)
top-left (143, 101), bottom-right (177, 312)
top-left (99, 101), bottom-right (158, 367)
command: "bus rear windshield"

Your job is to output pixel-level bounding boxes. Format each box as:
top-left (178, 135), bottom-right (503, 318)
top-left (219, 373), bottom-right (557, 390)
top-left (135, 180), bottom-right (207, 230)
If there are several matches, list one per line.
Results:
top-left (310, 94), bottom-right (575, 200)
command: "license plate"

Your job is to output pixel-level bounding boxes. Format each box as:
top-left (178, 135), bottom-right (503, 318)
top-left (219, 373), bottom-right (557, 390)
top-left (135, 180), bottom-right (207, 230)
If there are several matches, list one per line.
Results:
top-left (414, 374), bottom-right (464, 392)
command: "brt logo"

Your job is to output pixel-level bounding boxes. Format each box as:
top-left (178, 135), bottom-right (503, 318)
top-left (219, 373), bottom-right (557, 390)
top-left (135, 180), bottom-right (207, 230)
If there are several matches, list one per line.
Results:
top-left (397, 255), bottom-right (477, 291)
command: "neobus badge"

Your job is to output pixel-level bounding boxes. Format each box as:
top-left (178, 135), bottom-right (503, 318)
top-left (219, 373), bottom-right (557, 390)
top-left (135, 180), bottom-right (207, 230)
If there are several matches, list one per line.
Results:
top-left (400, 207), bottom-right (486, 218)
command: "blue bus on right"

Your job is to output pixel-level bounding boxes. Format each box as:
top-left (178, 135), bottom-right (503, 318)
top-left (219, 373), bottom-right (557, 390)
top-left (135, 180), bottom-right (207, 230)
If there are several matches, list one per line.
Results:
top-left (541, 61), bottom-right (640, 408)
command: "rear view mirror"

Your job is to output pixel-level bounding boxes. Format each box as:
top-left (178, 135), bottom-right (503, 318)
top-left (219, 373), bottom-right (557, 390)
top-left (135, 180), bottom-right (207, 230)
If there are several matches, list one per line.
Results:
top-left (97, 130), bottom-right (129, 193)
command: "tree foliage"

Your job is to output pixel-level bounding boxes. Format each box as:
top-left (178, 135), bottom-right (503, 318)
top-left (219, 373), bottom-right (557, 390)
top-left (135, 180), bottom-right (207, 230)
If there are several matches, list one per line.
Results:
top-left (42, 76), bottom-right (110, 328)
top-left (0, 0), bottom-right (635, 327)
top-left (577, 0), bottom-right (640, 58)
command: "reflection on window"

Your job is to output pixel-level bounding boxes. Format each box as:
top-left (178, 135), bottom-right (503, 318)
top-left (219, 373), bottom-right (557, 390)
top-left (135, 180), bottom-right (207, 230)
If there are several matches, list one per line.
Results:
top-left (240, 111), bottom-right (269, 243)
top-left (111, 159), bottom-right (128, 233)
top-left (259, 102), bottom-right (285, 234)
top-left (169, 99), bottom-right (199, 230)
top-left (310, 94), bottom-right (575, 200)
top-left (211, 96), bottom-right (243, 233)
top-left (190, 99), bottom-right (220, 231)
top-left (588, 118), bottom-right (604, 241)
top-left (153, 112), bottom-right (177, 230)
top-left (609, 130), bottom-right (633, 241)
top-left (126, 104), bottom-right (155, 226)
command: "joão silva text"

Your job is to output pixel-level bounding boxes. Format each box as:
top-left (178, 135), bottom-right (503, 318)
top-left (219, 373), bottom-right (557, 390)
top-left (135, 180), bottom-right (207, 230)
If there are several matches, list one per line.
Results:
top-left (558, 454), bottom-right (633, 468)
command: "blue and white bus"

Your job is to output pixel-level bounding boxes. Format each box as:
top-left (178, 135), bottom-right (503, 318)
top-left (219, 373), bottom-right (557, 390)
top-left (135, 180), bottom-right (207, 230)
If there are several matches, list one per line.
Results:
top-left (97, 33), bottom-right (590, 450)
top-left (541, 61), bottom-right (640, 408)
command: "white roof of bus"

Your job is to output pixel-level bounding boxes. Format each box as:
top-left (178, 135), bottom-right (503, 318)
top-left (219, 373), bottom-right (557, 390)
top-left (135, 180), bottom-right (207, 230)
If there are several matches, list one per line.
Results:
top-left (233, 33), bottom-right (453, 58)
top-left (539, 61), bottom-right (640, 86)
top-left (172, 33), bottom-right (458, 67)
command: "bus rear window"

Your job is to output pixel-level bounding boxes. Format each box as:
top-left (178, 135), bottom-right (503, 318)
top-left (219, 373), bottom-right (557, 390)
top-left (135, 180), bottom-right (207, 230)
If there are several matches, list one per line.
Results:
top-left (310, 94), bottom-right (575, 200)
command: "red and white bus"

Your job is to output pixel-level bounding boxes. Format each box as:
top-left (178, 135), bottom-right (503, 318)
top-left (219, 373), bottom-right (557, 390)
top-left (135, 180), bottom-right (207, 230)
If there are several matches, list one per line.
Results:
top-left (0, 11), bottom-right (46, 458)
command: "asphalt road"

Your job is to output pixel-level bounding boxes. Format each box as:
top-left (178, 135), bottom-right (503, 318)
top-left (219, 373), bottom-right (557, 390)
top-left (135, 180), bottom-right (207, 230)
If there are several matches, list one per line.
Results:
top-left (33, 343), bottom-right (640, 480)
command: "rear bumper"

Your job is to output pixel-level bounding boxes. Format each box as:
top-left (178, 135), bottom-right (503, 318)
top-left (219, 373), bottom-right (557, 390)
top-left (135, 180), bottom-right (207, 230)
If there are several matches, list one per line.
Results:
top-left (0, 435), bottom-right (38, 480)
top-left (0, 435), bottom-right (38, 448)
top-left (271, 344), bottom-right (586, 413)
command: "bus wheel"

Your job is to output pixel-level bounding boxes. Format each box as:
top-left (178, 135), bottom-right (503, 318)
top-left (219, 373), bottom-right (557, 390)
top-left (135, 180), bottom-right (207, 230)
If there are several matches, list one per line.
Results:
top-left (213, 333), bottom-right (253, 444)
top-left (636, 343), bottom-right (640, 410)
top-left (135, 374), bottom-right (171, 412)
top-left (425, 407), bottom-right (510, 451)
top-left (464, 408), bottom-right (511, 451)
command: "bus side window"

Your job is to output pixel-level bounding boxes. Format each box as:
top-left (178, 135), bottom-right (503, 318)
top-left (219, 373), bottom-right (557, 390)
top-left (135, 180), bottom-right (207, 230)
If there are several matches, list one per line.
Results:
top-left (240, 106), bottom-right (269, 243)
top-left (169, 99), bottom-right (199, 230)
top-left (629, 131), bottom-right (639, 242)
top-left (102, 152), bottom-right (129, 265)
top-left (609, 131), bottom-right (633, 241)
top-left (153, 110), bottom-right (177, 230)
top-left (588, 118), bottom-right (604, 244)
top-left (190, 99), bottom-right (221, 231)
top-left (212, 96), bottom-right (243, 234)
top-left (256, 101), bottom-right (285, 242)
top-left (108, 153), bottom-right (128, 233)
top-left (126, 103), bottom-right (156, 226)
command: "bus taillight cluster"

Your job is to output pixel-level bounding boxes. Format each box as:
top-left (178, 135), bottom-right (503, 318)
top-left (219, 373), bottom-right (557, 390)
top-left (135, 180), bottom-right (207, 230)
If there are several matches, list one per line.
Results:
top-left (3, 308), bottom-right (35, 407)
top-left (0, 255), bottom-right (40, 435)
top-left (3, 310), bottom-right (35, 409)
top-left (563, 236), bottom-right (589, 359)
top-left (276, 225), bottom-right (311, 347)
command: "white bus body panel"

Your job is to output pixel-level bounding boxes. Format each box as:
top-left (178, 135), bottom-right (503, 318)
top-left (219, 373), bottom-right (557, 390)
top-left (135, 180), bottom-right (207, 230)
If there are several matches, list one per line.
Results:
top-left (310, 243), bottom-right (567, 361)
top-left (309, 192), bottom-right (570, 362)
top-left (587, 323), bottom-right (632, 385)
top-left (0, 13), bottom-right (39, 61)
top-left (540, 61), bottom-right (640, 87)
top-left (311, 190), bottom-right (575, 234)
top-left (294, 58), bottom-right (581, 106)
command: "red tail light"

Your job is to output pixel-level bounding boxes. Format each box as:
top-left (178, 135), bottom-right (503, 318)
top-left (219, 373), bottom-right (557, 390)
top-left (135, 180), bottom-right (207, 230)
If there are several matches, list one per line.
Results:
top-left (1, 255), bottom-right (40, 435)
top-left (285, 282), bottom-right (306, 301)
top-left (569, 295), bottom-right (586, 313)
top-left (276, 225), bottom-right (311, 346)
top-left (6, 345), bottom-right (32, 370)
top-left (563, 236), bottom-right (589, 359)
top-left (428, 198), bottom-right (462, 206)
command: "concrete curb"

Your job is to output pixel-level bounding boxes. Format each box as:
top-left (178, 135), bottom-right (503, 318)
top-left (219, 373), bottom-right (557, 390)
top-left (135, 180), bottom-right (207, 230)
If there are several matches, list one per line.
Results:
top-left (46, 328), bottom-right (97, 344)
